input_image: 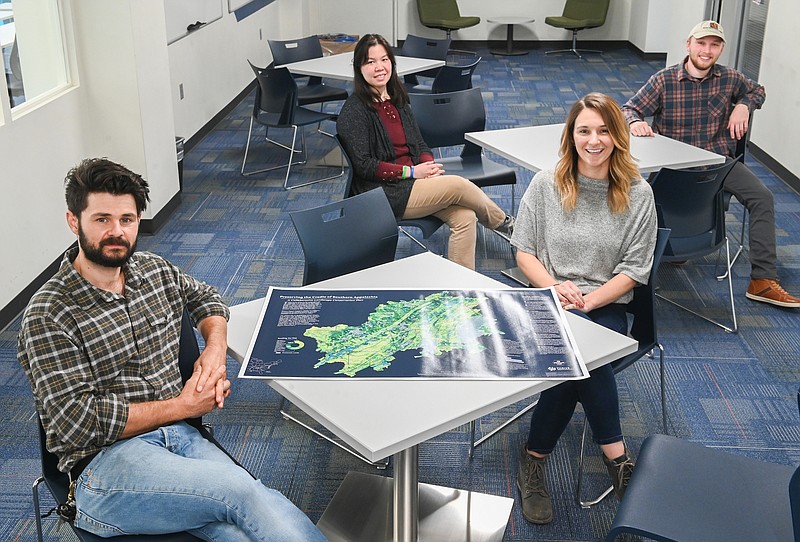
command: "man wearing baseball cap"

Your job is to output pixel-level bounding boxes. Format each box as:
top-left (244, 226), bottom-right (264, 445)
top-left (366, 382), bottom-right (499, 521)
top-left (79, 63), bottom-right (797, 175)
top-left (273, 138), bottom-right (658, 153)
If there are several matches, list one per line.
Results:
top-left (622, 21), bottom-right (800, 309)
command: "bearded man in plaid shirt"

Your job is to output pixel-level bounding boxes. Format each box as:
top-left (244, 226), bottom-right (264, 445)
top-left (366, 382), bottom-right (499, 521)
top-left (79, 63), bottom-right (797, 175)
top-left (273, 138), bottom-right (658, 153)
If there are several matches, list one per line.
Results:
top-left (18, 158), bottom-right (326, 541)
top-left (623, 20), bottom-right (799, 309)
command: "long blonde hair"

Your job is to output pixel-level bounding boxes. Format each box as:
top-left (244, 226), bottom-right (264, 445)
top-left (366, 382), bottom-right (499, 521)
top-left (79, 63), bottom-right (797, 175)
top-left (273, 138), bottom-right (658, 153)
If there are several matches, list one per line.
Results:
top-left (553, 93), bottom-right (641, 213)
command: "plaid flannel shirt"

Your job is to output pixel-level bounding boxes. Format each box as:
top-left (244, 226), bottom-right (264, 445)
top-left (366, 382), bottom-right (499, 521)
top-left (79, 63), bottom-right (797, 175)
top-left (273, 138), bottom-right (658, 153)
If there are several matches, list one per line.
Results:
top-left (622, 57), bottom-right (765, 159)
top-left (18, 248), bottom-right (229, 473)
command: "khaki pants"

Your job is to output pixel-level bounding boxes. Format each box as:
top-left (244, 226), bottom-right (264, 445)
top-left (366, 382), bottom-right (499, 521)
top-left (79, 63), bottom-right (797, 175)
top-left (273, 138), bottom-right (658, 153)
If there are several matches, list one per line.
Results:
top-left (403, 175), bottom-right (507, 270)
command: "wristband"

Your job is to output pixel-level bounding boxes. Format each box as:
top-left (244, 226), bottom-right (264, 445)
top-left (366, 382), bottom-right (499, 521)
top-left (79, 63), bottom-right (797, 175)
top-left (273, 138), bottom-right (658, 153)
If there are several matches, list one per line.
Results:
top-left (410, 166), bottom-right (415, 179)
top-left (402, 165), bottom-right (410, 179)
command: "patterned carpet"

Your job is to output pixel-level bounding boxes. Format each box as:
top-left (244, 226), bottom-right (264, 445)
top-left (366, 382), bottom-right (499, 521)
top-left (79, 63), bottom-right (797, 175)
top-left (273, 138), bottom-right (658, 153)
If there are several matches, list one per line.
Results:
top-left (2, 44), bottom-right (799, 541)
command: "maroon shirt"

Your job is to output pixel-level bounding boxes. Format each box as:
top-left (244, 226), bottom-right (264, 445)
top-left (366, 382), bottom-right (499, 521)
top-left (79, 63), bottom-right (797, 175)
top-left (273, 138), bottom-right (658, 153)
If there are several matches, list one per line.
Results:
top-left (374, 100), bottom-right (434, 181)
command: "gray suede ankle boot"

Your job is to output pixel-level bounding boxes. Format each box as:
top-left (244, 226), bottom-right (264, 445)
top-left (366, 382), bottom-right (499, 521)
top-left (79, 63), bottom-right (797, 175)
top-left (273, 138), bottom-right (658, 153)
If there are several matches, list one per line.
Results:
top-left (517, 447), bottom-right (553, 524)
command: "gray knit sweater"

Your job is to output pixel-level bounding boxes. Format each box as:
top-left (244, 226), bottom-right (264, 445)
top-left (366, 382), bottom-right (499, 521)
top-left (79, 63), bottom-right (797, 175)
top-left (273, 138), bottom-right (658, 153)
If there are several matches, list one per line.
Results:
top-left (510, 170), bottom-right (657, 304)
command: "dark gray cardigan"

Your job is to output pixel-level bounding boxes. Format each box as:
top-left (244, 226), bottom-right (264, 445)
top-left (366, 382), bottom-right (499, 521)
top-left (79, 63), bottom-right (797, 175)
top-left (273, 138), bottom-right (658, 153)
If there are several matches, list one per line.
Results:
top-left (336, 95), bottom-right (432, 217)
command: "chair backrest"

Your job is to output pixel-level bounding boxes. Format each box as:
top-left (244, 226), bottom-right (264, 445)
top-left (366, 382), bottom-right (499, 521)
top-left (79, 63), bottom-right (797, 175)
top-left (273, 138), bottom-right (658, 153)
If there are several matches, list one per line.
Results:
top-left (290, 189), bottom-right (399, 285)
top-left (620, 227), bottom-right (670, 360)
top-left (399, 34), bottom-right (450, 83)
top-left (735, 111), bottom-right (754, 164)
top-left (268, 36), bottom-right (326, 85)
top-left (248, 62), bottom-right (298, 126)
top-left (650, 159), bottom-right (738, 259)
top-left (268, 36), bottom-right (324, 65)
top-left (400, 33), bottom-right (451, 61)
top-left (791, 464), bottom-right (800, 542)
top-left (409, 87), bottom-right (486, 153)
top-left (562, 0), bottom-right (611, 26)
top-left (416, 0), bottom-right (464, 26)
top-left (431, 57), bottom-right (480, 93)
top-left (177, 309), bottom-right (202, 384)
top-left (334, 134), bottom-right (355, 199)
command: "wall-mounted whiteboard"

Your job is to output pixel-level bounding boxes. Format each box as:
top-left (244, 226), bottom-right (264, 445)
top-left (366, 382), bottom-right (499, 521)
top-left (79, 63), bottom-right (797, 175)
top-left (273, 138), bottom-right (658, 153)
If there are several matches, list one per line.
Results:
top-left (165, 0), bottom-right (223, 44)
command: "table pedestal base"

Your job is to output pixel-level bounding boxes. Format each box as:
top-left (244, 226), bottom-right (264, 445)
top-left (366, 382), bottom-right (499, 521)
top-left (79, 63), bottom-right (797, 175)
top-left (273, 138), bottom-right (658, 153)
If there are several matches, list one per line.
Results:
top-left (317, 471), bottom-right (513, 542)
top-left (490, 23), bottom-right (530, 56)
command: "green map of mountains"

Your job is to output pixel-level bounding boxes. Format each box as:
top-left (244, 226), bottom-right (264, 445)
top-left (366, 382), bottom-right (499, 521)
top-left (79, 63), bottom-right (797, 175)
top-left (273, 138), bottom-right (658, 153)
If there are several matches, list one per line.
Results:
top-left (304, 292), bottom-right (494, 377)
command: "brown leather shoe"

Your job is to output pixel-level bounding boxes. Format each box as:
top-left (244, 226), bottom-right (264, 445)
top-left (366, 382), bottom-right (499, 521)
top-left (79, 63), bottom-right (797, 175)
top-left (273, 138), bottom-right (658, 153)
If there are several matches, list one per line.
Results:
top-left (746, 279), bottom-right (800, 308)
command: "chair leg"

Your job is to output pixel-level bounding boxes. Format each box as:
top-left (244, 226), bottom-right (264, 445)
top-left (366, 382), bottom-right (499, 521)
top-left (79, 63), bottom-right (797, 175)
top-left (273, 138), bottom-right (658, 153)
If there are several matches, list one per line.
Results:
top-left (657, 342), bottom-right (668, 434)
top-left (242, 122), bottom-right (306, 177)
top-left (546, 29), bottom-right (603, 59)
top-left (240, 116), bottom-right (255, 175)
top-left (657, 238), bottom-right (738, 333)
top-left (32, 476), bottom-right (45, 542)
top-left (278, 397), bottom-right (389, 469)
top-left (398, 226), bottom-right (430, 251)
top-left (243, 121), bottom-right (344, 188)
top-left (717, 205), bottom-right (747, 280)
top-left (315, 103), bottom-right (337, 139)
top-left (576, 417), bottom-right (614, 508)
top-left (469, 399), bottom-right (539, 459)
top-left (284, 126), bottom-right (346, 190)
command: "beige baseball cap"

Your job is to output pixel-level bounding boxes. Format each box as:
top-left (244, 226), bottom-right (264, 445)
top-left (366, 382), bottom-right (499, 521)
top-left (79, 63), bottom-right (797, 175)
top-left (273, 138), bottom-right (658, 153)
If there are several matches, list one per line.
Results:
top-left (688, 20), bottom-right (726, 42)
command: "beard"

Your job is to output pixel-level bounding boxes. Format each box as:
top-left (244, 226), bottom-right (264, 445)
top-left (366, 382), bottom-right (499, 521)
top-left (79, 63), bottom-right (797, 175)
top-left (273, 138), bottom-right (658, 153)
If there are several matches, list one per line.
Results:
top-left (78, 226), bottom-right (137, 268)
top-left (688, 53), bottom-right (716, 72)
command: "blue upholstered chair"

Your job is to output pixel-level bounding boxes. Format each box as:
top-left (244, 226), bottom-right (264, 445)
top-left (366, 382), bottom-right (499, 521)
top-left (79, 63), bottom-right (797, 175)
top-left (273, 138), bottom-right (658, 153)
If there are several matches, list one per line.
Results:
top-left (606, 433), bottom-right (800, 542)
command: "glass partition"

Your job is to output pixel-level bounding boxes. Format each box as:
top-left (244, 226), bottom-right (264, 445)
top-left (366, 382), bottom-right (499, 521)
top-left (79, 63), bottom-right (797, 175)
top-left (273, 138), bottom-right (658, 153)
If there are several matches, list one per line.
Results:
top-left (2, 0), bottom-right (69, 109)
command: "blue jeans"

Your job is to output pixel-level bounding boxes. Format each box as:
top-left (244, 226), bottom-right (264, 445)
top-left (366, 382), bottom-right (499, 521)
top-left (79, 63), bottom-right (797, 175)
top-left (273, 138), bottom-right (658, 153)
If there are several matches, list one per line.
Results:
top-left (73, 422), bottom-right (327, 542)
top-left (526, 304), bottom-right (628, 454)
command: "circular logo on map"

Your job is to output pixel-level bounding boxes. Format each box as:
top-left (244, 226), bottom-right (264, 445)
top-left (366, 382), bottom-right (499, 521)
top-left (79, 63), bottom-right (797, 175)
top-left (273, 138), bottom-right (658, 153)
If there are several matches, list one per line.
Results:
top-left (284, 340), bottom-right (304, 350)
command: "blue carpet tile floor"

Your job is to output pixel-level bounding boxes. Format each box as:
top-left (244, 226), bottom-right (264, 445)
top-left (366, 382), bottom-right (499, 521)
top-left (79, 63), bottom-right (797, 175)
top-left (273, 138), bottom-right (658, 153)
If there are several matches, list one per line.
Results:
top-left (2, 45), bottom-right (800, 541)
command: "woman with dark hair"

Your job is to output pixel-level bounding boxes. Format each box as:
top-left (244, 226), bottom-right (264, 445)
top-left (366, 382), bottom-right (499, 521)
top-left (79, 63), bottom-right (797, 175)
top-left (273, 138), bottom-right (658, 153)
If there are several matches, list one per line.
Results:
top-left (511, 93), bottom-right (657, 524)
top-left (336, 33), bottom-right (513, 270)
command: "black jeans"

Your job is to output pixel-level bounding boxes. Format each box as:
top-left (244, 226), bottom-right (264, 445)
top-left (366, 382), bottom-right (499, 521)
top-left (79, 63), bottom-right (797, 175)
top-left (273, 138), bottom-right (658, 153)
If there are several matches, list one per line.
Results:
top-left (526, 304), bottom-right (627, 454)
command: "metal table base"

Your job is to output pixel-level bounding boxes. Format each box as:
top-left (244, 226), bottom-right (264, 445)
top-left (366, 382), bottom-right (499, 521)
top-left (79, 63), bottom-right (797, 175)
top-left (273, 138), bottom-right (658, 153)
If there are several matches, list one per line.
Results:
top-left (317, 447), bottom-right (513, 542)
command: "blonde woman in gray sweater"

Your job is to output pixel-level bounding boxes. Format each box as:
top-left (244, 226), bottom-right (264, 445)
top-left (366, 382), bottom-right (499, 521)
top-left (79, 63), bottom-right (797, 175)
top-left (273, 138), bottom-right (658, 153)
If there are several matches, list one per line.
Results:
top-left (511, 93), bottom-right (657, 525)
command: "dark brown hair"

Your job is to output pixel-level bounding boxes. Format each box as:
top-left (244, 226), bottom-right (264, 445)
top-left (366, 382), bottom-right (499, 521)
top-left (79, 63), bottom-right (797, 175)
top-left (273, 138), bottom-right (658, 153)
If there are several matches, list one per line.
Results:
top-left (352, 33), bottom-right (409, 108)
top-left (65, 158), bottom-right (150, 216)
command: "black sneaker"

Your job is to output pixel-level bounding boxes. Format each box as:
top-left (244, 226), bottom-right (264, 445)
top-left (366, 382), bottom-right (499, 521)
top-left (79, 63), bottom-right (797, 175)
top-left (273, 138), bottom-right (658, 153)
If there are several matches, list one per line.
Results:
top-left (495, 215), bottom-right (515, 238)
top-left (516, 447), bottom-right (553, 524)
top-left (603, 450), bottom-right (635, 500)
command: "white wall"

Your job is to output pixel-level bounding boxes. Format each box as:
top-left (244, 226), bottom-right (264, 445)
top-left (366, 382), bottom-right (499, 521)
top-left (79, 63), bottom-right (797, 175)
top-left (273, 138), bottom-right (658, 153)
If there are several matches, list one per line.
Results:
top-left (0, 0), bottom-right (179, 311)
top-left (0, 0), bottom-right (310, 314)
top-left (750, 2), bottom-right (800, 181)
top-left (627, 0), bottom-right (705, 64)
top-left (72, 0), bottom-right (179, 220)
top-left (310, 0), bottom-right (394, 45)
top-left (168, 1), bottom-right (305, 140)
top-left (308, 0), bottom-right (631, 47)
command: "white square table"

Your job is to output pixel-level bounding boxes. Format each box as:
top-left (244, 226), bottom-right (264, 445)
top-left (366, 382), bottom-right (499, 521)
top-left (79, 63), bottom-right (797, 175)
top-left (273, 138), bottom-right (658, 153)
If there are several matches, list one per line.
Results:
top-left (466, 123), bottom-right (726, 175)
top-left (465, 123), bottom-right (726, 284)
top-left (226, 252), bottom-right (637, 542)
top-left (277, 52), bottom-right (445, 82)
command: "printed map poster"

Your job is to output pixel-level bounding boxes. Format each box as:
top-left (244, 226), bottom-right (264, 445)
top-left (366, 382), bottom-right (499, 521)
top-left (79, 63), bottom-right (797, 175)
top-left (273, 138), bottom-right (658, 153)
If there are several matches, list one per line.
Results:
top-left (239, 287), bottom-right (587, 380)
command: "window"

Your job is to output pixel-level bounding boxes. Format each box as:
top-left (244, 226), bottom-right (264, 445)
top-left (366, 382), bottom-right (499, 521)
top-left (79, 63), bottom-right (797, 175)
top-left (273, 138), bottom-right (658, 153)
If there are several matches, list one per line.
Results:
top-left (2, 0), bottom-right (70, 110)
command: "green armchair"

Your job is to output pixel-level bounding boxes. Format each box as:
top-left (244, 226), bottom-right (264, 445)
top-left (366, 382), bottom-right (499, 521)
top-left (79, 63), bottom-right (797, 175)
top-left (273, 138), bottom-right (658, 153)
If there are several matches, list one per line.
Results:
top-left (545, 0), bottom-right (611, 58)
top-left (416, 0), bottom-right (480, 39)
